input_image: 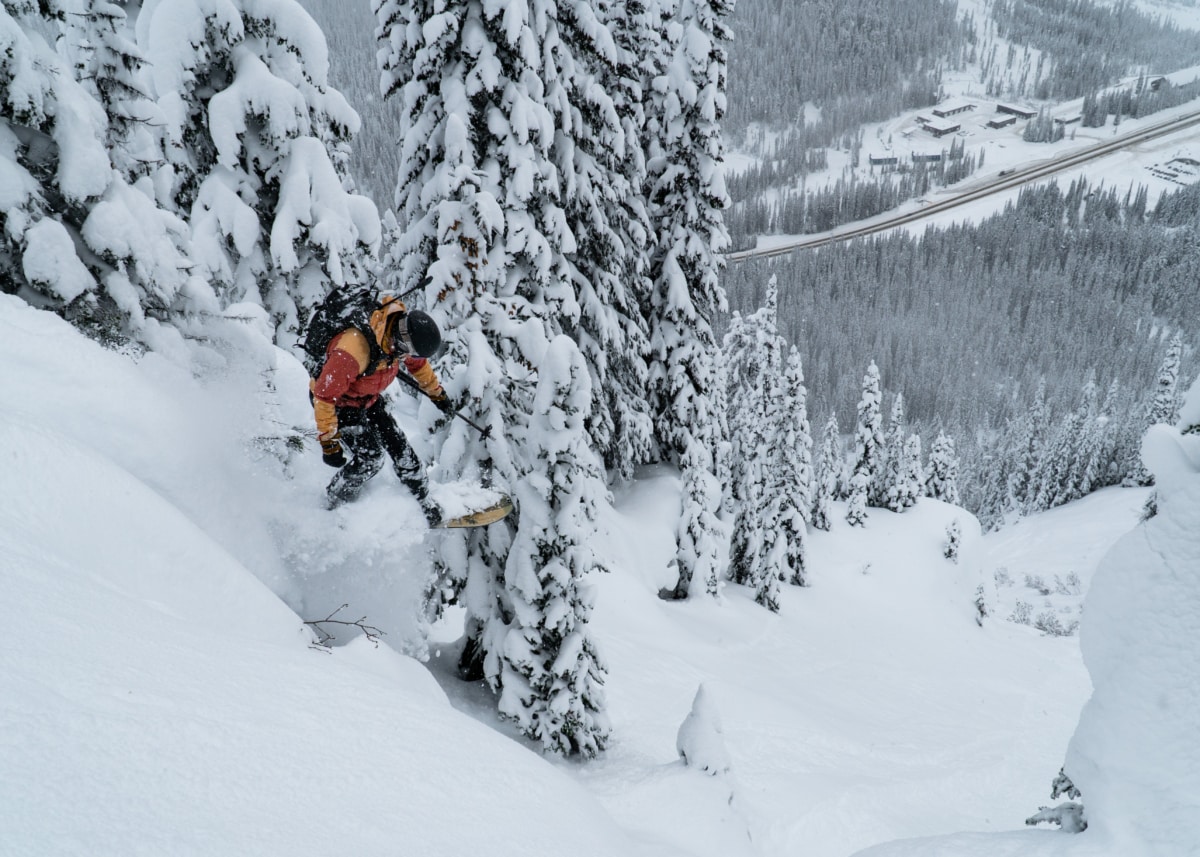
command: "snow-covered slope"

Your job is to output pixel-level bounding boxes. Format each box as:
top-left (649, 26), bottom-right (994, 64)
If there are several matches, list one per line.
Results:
top-left (581, 480), bottom-right (1104, 857)
top-left (0, 296), bottom-right (640, 856)
top-left (0, 296), bottom-right (1167, 855)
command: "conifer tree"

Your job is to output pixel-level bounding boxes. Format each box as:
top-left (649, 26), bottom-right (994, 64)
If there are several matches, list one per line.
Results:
top-left (145, 0), bottom-right (379, 341)
top-left (670, 442), bottom-right (725, 599)
top-left (720, 310), bottom-right (753, 476)
top-left (972, 441), bottom-right (1010, 531)
top-left (847, 361), bottom-right (884, 526)
top-left (812, 412), bottom-right (841, 531)
top-left (1031, 410), bottom-right (1084, 511)
top-left (1012, 379), bottom-right (1049, 514)
top-left (644, 0), bottom-right (731, 463)
top-left (881, 392), bottom-right (907, 511)
top-left (710, 355), bottom-right (735, 519)
top-left (723, 276), bottom-right (788, 597)
top-left (500, 336), bottom-right (610, 757)
top-left (775, 346), bottom-right (812, 585)
top-left (558, 0), bottom-right (655, 483)
top-left (61, 0), bottom-right (157, 180)
top-left (924, 431), bottom-right (961, 504)
top-left (1, 1), bottom-right (206, 349)
top-left (1129, 334), bottom-right (1184, 485)
top-left (898, 433), bottom-right (923, 511)
top-left (1074, 379), bottom-right (1104, 497)
top-left (748, 324), bottom-right (785, 610)
top-left (640, 0), bottom-right (731, 602)
top-left (374, 0), bottom-right (550, 671)
top-left (723, 309), bottom-right (768, 588)
top-left (374, 0), bottom-right (629, 701)
top-left (1097, 379), bottom-right (1131, 485)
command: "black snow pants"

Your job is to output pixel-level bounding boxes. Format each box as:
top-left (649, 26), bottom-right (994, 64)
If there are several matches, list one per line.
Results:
top-left (326, 399), bottom-right (429, 509)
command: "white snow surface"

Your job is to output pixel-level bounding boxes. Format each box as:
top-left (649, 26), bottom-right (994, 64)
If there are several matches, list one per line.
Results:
top-left (0, 294), bottom-right (1191, 856)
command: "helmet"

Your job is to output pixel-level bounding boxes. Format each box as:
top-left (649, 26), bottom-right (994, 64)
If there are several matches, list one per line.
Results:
top-left (396, 310), bottom-right (442, 358)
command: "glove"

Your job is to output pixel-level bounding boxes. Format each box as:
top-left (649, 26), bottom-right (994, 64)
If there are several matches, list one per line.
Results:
top-left (430, 389), bottom-right (454, 414)
top-left (321, 438), bottom-right (347, 468)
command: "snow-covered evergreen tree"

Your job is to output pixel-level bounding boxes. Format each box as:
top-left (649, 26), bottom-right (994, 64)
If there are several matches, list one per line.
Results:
top-left (1034, 397), bottom-right (1102, 512)
top-left (775, 346), bottom-right (812, 585)
top-left (1149, 334), bottom-right (1185, 427)
top-left (898, 433), bottom-right (923, 511)
top-left (554, 0), bottom-right (655, 484)
top-left (643, 0), bottom-right (731, 463)
top-left (723, 276), bottom-right (789, 601)
top-left (61, 0), bottom-right (158, 180)
top-left (721, 283), bottom-right (812, 605)
top-left (1075, 379), bottom-right (1103, 497)
top-left (723, 309), bottom-right (768, 589)
top-left (1, 1), bottom-right (207, 350)
top-left (881, 392), bottom-right (907, 511)
top-left (971, 439), bottom-right (1011, 531)
top-left (639, 0), bottom-right (731, 602)
top-left (143, 0), bottom-right (379, 342)
top-left (374, 0), bottom-right (631, 706)
top-left (669, 441), bottom-right (725, 599)
top-left (846, 361), bottom-right (884, 526)
top-left (811, 412), bottom-right (841, 531)
top-left (845, 472), bottom-right (869, 528)
top-left (720, 311), bottom-right (752, 475)
top-left (676, 684), bottom-right (732, 776)
top-left (710, 355), bottom-right (735, 520)
top-left (1097, 378), bottom-right (1132, 486)
top-left (943, 518), bottom-right (962, 563)
top-left (1128, 333), bottom-right (1184, 485)
top-left (499, 336), bottom-right (610, 757)
top-left (924, 431), bottom-right (961, 504)
top-left (1013, 379), bottom-right (1050, 514)
top-left (749, 325), bottom-right (785, 611)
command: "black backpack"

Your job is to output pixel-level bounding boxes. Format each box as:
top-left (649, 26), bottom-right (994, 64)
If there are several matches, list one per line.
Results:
top-left (299, 287), bottom-right (389, 378)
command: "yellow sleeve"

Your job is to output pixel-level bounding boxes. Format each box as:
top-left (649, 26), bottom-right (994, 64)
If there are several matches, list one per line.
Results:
top-left (311, 386), bottom-right (339, 441)
top-left (406, 357), bottom-right (444, 397)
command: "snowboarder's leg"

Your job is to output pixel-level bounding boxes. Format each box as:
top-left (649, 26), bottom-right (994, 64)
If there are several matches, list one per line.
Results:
top-left (365, 402), bottom-right (441, 525)
top-left (326, 408), bottom-right (385, 508)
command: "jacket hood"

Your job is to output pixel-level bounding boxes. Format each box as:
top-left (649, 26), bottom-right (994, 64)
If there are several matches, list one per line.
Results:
top-left (369, 296), bottom-right (406, 353)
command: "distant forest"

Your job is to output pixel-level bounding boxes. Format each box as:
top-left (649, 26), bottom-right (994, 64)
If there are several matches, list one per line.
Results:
top-left (983, 0), bottom-right (1200, 99)
top-left (298, 0), bottom-right (402, 211)
top-left (722, 178), bottom-right (1200, 516)
top-left (724, 0), bottom-right (966, 140)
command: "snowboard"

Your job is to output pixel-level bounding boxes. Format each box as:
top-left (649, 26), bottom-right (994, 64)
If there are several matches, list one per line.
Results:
top-left (433, 495), bottom-right (513, 529)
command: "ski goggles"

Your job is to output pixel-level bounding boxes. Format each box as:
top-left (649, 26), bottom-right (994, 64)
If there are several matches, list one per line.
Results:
top-left (391, 314), bottom-right (415, 355)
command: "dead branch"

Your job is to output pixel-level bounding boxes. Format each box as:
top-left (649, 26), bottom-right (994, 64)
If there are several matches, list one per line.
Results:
top-left (303, 604), bottom-right (384, 648)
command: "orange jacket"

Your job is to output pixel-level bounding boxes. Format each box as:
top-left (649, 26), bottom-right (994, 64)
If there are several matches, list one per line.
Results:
top-left (310, 298), bottom-right (444, 441)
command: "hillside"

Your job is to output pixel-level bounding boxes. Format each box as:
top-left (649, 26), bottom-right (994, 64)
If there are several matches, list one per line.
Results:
top-left (0, 294), bottom-right (1164, 856)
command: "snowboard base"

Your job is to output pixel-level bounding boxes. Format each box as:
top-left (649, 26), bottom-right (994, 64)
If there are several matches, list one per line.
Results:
top-left (434, 495), bottom-right (513, 529)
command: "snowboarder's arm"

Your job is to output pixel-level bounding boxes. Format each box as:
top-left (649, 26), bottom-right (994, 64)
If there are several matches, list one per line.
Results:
top-left (404, 355), bottom-right (445, 398)
top-left (312, 397), bottom-right (339, 442)
top-left (311, 331), bottom-right (372, 439)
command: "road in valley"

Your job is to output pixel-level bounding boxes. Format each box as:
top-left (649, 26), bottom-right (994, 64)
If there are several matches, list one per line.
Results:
top-left (725, 108), bottom-right (1200, 263)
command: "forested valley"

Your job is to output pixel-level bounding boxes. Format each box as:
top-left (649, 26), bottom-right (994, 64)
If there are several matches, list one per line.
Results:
top-left (725, 178), bottom-right (1200, 525)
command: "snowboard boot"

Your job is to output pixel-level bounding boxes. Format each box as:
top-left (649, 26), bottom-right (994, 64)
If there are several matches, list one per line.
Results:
top-left (420, 499), bottom-right (443, 528)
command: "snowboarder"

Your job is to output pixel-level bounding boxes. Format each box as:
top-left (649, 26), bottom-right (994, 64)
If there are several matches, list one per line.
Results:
top-left (310, 293), bottom-right (451, 522)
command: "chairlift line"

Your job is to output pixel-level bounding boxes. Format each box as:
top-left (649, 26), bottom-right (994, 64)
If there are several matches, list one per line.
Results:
top-left (726, 108), bottom-right (1200, 263)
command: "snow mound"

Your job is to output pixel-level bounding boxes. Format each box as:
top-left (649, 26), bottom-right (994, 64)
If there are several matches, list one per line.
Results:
top-left (1064, 400), bottom-right (1200, 855)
